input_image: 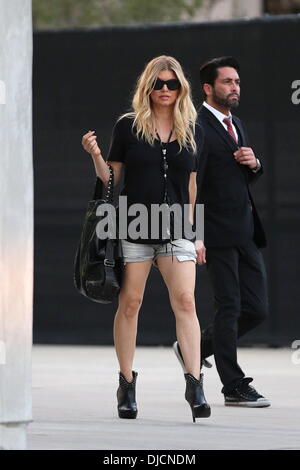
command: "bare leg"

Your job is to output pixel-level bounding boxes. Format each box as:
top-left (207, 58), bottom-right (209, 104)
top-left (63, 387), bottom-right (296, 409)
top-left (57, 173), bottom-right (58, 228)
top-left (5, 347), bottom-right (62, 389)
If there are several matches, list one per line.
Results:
top-left (156, 257), bottom-right (201, 379)
top-left (113, 260), bottom-right (152, 382)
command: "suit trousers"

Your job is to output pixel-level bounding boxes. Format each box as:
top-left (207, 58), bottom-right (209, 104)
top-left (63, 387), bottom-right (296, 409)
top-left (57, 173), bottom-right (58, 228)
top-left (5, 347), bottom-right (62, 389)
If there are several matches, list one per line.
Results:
top-left (201, 240), bottom-right (268, 393)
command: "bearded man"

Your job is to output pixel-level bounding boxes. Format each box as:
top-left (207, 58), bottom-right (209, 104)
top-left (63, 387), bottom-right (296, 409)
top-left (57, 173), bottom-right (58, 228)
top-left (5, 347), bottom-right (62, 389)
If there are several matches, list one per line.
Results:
top-left (173, 57), bottom-right (271, 408)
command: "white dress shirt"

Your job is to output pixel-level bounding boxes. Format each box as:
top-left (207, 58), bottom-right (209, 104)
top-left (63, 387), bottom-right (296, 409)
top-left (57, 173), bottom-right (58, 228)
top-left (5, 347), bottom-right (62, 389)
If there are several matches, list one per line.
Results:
top-left (203, 101), bottom-right (239, 142)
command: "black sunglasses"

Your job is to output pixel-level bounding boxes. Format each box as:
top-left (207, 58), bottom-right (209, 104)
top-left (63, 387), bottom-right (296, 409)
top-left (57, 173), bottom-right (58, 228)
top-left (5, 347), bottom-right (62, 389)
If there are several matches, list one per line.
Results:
top-left (153, 78), bottom-right (181, 90)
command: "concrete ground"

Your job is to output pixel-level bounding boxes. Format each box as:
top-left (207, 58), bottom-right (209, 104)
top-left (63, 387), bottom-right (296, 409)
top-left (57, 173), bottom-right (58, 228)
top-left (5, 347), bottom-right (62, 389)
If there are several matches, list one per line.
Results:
top-left (28, 345), bottom-right (300, 450)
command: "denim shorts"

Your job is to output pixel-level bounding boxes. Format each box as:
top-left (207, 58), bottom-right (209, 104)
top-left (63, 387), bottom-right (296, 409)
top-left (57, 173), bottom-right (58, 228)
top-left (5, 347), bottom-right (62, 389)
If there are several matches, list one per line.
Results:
top-left (120, 239), bottom-right (197, 268)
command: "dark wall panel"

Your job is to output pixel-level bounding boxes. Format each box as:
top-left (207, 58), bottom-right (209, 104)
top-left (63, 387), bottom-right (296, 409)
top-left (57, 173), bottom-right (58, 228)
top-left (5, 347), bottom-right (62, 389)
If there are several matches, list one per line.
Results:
top-left (33, 16), bottom-right (300, 346)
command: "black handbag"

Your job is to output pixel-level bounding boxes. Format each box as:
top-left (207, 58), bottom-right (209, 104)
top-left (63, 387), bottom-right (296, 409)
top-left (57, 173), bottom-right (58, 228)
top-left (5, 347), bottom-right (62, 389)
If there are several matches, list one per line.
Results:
top-left (73, 165), bottom-right (124, 303)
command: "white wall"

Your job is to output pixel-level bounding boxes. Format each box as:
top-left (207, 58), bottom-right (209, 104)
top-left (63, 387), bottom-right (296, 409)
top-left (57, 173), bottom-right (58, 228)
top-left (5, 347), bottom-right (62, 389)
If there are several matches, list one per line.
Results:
top-left (0, 0), bottom-right (33, 450)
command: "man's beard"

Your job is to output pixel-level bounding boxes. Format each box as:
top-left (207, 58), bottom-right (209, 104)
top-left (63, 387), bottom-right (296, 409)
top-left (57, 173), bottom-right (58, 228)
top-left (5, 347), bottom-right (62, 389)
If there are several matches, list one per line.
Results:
top-left (212, 89), bottom-right (240, 109)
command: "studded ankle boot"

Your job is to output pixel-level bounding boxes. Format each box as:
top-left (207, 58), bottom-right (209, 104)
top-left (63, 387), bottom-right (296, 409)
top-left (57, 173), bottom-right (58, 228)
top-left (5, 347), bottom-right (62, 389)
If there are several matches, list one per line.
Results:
top-left (117, 370), bottom-right (138, 419)
top-left (184, 372), bottom-right (211, 422)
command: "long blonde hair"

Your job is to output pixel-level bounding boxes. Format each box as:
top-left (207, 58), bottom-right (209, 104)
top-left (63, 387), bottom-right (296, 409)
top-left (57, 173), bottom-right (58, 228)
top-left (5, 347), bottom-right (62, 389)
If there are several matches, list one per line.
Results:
top-left (120, 55), bottom-right (197, 153)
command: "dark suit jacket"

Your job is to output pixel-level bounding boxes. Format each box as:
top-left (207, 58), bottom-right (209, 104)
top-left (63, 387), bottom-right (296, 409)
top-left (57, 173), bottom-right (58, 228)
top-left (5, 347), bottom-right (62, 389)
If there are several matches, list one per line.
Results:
top-left (196, 105), bottom-right (267, 248)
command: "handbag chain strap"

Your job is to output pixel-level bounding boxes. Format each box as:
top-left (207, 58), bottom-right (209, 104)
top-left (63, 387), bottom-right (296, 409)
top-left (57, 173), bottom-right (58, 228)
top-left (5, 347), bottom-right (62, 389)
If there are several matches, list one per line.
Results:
top-left (104, 164), bottom-right (114, 204)
top-left (93, 164), bottom-right (114, 203)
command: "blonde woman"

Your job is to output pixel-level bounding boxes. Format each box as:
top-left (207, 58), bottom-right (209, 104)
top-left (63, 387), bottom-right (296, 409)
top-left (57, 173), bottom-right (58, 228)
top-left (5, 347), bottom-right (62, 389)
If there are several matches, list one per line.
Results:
top-left (81, 56), bottom-right (210, 422)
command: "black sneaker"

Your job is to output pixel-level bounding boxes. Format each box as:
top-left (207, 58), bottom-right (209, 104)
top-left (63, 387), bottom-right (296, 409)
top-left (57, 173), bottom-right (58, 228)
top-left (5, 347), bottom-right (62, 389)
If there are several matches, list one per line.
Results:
top-left (172, 341), bottom-right (212, 373)
top-left (224, 378), bottom-right (271, 408)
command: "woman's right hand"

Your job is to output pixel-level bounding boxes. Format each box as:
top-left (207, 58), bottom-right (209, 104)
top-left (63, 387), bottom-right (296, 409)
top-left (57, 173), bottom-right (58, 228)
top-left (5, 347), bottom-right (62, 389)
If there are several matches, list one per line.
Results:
top-left (81, 130), bottom-right (101, 158)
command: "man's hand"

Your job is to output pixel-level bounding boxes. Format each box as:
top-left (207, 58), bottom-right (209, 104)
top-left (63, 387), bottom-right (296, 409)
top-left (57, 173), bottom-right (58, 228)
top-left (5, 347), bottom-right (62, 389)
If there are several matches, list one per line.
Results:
top-left (195, 239), bottom-right (206, 265)
top-left (234, 147), bottom-right (258, 169)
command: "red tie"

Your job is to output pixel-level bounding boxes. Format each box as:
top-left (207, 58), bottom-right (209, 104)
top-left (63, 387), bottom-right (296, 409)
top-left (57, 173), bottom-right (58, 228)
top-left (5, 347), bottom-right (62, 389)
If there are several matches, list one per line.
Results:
top-left (223, 117), bottom-right (237, 143)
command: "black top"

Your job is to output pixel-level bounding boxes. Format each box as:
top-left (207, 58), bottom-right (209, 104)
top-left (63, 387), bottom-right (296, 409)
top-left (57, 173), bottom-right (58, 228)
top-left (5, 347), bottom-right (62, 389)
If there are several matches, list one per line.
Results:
top-left (107, 115), bottom-right (204, 244)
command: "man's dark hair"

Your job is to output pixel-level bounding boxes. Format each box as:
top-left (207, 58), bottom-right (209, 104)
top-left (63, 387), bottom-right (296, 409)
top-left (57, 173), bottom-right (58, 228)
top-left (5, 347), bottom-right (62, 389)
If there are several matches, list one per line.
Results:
top-left (200, 56), bottom-right (240, 97)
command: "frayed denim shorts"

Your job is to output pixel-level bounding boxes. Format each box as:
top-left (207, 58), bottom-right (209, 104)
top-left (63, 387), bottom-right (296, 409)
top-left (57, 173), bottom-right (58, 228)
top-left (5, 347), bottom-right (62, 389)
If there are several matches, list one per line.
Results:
top-left (120, 238), bottom-right (197, 268)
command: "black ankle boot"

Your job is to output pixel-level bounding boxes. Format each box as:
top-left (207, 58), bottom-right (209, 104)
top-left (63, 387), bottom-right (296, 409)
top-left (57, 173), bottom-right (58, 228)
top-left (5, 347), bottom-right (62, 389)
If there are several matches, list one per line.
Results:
top-left (117, 370), bottom-right (138, 419)
top-left (184, 372), bottom-right (211, 422)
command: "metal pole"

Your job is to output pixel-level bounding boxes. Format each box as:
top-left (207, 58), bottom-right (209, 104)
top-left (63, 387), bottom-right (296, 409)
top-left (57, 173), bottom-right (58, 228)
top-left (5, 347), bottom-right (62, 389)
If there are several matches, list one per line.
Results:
top-left (0, 0), bottom-right (33, 450)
